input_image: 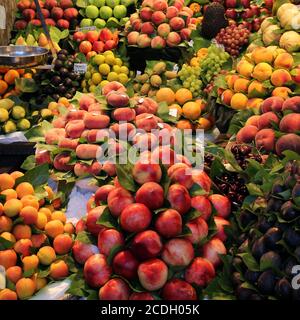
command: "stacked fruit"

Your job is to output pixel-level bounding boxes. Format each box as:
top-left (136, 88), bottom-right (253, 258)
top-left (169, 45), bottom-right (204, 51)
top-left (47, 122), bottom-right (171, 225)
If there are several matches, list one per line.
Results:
top-left (0, 69), bottom-right (29, 100)
top-left (132, 61), bottom-right (178, 97)
top-left (74, 28), bottom-right (119, 59)
top-left (0, 171), bottom-right (75, 300)
top-left (0, 98), bottom-right (33, 134)
top-left (82, 50), bottom-right (129, 92)
top-left (220, 46), bottom-right (299, 110)
top-left (126, 0), bottom-right (197, 49)
top-left (15, 0), bottom-right (79, 30)
top-left (31, 50), bottom-right (83, 101)
top-left (229, 160), bottom-right (300, 300)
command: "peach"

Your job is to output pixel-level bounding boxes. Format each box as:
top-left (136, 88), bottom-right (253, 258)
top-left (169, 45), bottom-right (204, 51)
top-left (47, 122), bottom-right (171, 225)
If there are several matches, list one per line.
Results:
top-left (72, 240), bottom-right (99, 265)
top-left (151, 36), bottom-right (166, 49)
top-left (151, 10), bottom-right (166, 25)
top-left (94, 185), bottom-right (114, 205)
top-left (35, 277), bottom-right (47, 290)
top-left (120, 203), bottom-right (152, 233)
top-left (192, 170), bottom-right (212, 193)
top-left (202, 237), bottom-right (227, 267)
top-left (0, 288), bottom-right (17, 300)
top-left (53, 153), bottom-right (74, 172)
top-left (6, 266), bottom-right (22, 284)
top-left (58, 138), bottom-right (79, 150)
top-left (252, 47), bottom-right (274, 64)
top-left (236, 125), bottom-right (258, 144)
top-left (166, 6), bottom-right (179, 19)
top-left (162, 279), bottom-right (196, 300)
top-left (134, 97), bottom-right (158, 115)
top-left (112, 250), bottom-right (139, 280)
top-left (112, 108), bottom-right (136, 122)
top-left (31, 233), bottom-right (47, 248)
top-left (20, 195), bottom-right (39, 210)
top-left (138, 258), bottom-right (168, 291)
top-left (86, 206), bottom-right (106, 236)
top-left (1, 232), bottom-right (16, 243)
top-left (214, 216), bottom-right (230, 242)
top-left (76, 144), bottom-right (102, 160)
top-left (185, 217), bottom-right (208, 244)
top-left (236, 60), bottom-right (254, 78)
top-left (87, 129), bottom-right (110, 143)
top-left (162, 238), bottom-right (194, 267)
top-left (107, 91), bottom-right (130, 108)
top-left (131, 230), bottom-right (162, 260)
top-left (74, 163), bottom-right (90, 177)
top-left (274, 52), bottom-right (294, 70)
top-left (282, 96), bottom-right (300, 113)
top-left (102, 81), bottom-right (126, 96)
top-left (221, 89), bottom-right (234, 105)
top-left (185, 257), bottom-right (215, 287)
top-left (155, 209), bottom-right (182, 238)
top-left (84, 113), bottom-right (110, 129)
top-left (0, 249), bottom-right (17, 269)
top-left (279, 113), bottom-right (300, 133)
top-left (132, 133), bottom-right (158, 150)
top-left (14, 239), bottom-right (32, 256)
top-left (233, 78), bottom-right (250, 93)
top-left (271, 69), bottom-right (292, 87)
top-left (140, 7), bottom-right (153, 21)
top-left (107, 187), bottom-right (134, 217)
top-left (252, 62), bottom-right (273, 81)
top-left (84, 253), bottom-right (112, 288)
top-left (3, 198), bottom-right (23, 217)
top-left (275, 133), bottom-right (300, 156)
top-left (79, 94), bottom-right (96, 110)
top-left (45, 128), bottom-right (66, 145)
top-left (247, 80), bottom-right (267, 99)
top-left (151, 145), bottom-right (176, 167)
top-left (135, 113), bottom-right (160, 132)
top-left (97, 229), bottom-right (124, 256)
top-left (99, 278), bottom-right (131, 300)
top-left (127, 31), bottom-right (139, 45)
top-left (52, 117), bottom-right (67, 128)
top-left (37, 246), bottom-right (56, 265)
top-left (20, 206), bottom-right (38, 225)
top-left (13, 224), bottom-right (31, 240)
top-left (168, 164), bottom-right (193, 189)
top-left (53, 234), bottom-right (73, 254)
top-left (16, 278), bottom-right (36, 299)
top-left (209, 194), bottom-right (231, 218)
top-left (180, 28), bottom-right (192, 40)
top-left (66, 109), bottom-right (86, 121)
top-left (257, 111), bottom-right (279, 130)
top-left (272, 87), bottom-right (292, 99)
top-left (130, 292), bottom-right (155, 300)
top-left (65, 120), bottom-right (85, 139)
top-left (167, 184), bottom-right (191, 215)
top-left (169, 17), bottom-right (185, 30)
top-left (153, 0), bottom-right (168, 11)
top-left (0, 216), bottom-right (12, 233)
top-left (45, 219), bottom-right (64, 238)
top-left (35, 149), bottom-right (51, 165)
top-left (22, 254), bottom-right (39, 271)
top-left (157, 23), bottom-right (171, 37)
top-left (110, 122), bottom-right (136, 139)
top-left (291, 67), bottom-right (300, 84)
top-left (166, 32), bottom-right (181, 47)
top-left (132, 161), bottom-right (162, 184)
top-left (49, 260), bottom-right (69, 279)
top-left (135, 182), bottom-right (164, 210)
top-left (261, 96), bottom-right (284, 113)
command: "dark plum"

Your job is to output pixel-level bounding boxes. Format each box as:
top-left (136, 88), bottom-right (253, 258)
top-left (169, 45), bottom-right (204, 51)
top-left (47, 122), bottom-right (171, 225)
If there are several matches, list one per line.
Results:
top-left (281, 201), bottom-right (299, 221)
top-left (252, 237), bottom-right (267, 260)
top-left (257, 270), bottom-right (277, 295)
top-left (260, 251), bottom-right (282, 270)
top-left (236, 284), bottom-right (256, 300)
top-left (275, 278), bottom-right (292, 299)
top-left (244, 270), bottom-right (261, 284)
top-left (264, 227), bottom-right (282, 249)
top-left (283, 228), bottom-right (300, 247)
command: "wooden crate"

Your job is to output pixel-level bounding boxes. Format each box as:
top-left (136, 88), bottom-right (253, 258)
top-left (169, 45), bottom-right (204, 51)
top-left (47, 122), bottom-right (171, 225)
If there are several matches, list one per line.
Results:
top-left (0, 0), bottom-right (16, 46)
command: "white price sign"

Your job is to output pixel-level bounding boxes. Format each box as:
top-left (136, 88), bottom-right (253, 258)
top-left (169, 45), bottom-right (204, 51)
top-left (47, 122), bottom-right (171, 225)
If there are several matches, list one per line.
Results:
top-left (78, 26), bottom-right (96, 31)
top-left (74, 63), bottom-right (87, 74)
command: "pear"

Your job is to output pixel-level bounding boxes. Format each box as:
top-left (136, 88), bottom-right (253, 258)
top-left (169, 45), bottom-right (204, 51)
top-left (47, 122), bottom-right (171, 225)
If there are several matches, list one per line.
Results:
top-left (26, 34), bottom-right (36, 46)
top-left (15, 36), bottom-right (27, 46)
top-left (38, 33), bottom-right (48, 47)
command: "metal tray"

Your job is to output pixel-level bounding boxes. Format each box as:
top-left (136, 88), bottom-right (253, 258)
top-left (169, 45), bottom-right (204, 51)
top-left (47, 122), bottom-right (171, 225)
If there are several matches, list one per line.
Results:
top-left (0, 46), bottom-right (49, 68)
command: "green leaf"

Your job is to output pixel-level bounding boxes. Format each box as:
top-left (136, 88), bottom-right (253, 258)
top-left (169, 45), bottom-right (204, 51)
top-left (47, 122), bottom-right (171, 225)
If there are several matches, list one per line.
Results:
top-left (86, 289), bottom-right (98, 300)
top-left (13, 217), bottom-right (24, 226)
top-left (15, 164), bottom-right (49, 188)
top-left (178, 225), bottom-right (192, 237)
top-left (115, 163), bottom-right (137, 192)
top-left (107, 245), bottom-right (124, 265)
top-left (189, 183), bottom-right (208, 196)
top-left (23, 268), bottom-right (35, 278)
top-left (238, 252), bottom-right (260, 272)
top-left (184, 209), bottom-right (202, 222)
top-left (157, 102), bottom-right (177, 123)
top-left (37, 266), bottom-right (50, 278)
top-left (15, 78), bottom-right (38, 93)
top-left (57, 179), bottom-right (76, 207)
top-left (21, 155), bottom-right (36, 171)
top-left (0, 194), bottom-right (6, 204)
top-left (6, 279), bottom-right (16, 291)
top-left (96, 206), bottom-right (118, 229)
top-left (67, 272), bottom-right (87, 297)
top-left (75, 231), bottom-right (95, 245)
top-left (246, 183), bottom-right (264, 196)
top-left (210, 158), bottom-right (225, 179)
top-left (160, 164), bottom-right (171, 197)
top-left (25, 120), bottom-right (53, 142)
top-left (224, 149), bottom-right (243, 172)
top-left (0, 237), bottom-right (14, 250)
top-left (64, 255), bottom-right (79, 273)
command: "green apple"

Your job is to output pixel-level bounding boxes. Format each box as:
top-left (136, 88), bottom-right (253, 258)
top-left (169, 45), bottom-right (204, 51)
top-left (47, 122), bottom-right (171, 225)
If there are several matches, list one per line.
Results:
top-left (80, 18), bottom-right (94, 28)
top-left (88, 0), bottom-right (95, 4)
top-left (85, 5), bottom-right (99, 19)
top-left (113, 5), bottom-right (127, 19)
top-left (106, 0), bottom-right (120, 8)
top-left (17, 119), bottom-right (31, 131)
top-left (94, 18), bottom-right (106, 28)
top-left (121, 0), bottom-right (133, 6)
top-left (99, 6), bottom-right (113, 19)
top-left (3, 120), bottom-right (16, 134)
top-left (94, 0), bottom-right (106, 7)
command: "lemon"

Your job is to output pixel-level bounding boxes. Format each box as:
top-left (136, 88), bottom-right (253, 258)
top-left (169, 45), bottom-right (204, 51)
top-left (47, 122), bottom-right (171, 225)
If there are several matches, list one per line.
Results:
top-left (115, 58), bottom-right (123, 66)
top-left (119, 66), bottom-right (129, 75)
top-left (92, 72), bottom-right (102, 85)
top-left (0, 108), bottom-right (9, 123)
top-left (107, 72), bottom-right (119, 82)
top-left (89, 85), bottom-right (96, 93)
top-left (93, 54), bottom-right (105, 65)
top-left (100, 80), bottom-right (110, 87)
top-left (3, 120), bottom-right (16, 134)
top-left (118, 73), bottom-right (128, 84)
top-left (12, 106), bottom-right (26, 120)
top-left (105, 55), bottom-right (115, 66)
top-left (99, 63), bottom-right (110, 76)
top-left (41, 109), bottom-right (52, 118)
top-left (112, 65), bottom-right (121, 73)
top-left (17, 119), bottom-right (31, 131)
top-left (103, 50), bottom-right (114, 57)
top-left (85, 71), bottom-right (92, 80)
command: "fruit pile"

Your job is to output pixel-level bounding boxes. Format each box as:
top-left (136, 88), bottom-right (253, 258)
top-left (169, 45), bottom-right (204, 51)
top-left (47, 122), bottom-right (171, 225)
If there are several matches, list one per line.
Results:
top-left (77, 0), bottom-right (134, 29)
top-left (82, 50), bottom-right (129, 92)
top-left (126, 0), bottom-right (196, 49)
top-left (0, 170), bottom-right (75, 300)
top-left (220, 46), bottom-right (299, 110)
top-left (15, 0), bottom-right (79, 30)
top-left (0, 69), bottom-right (27, 100)
top-left (74, 28), bottom-right (119, 58)
top-left (236, 95), bottom-right (300, 156)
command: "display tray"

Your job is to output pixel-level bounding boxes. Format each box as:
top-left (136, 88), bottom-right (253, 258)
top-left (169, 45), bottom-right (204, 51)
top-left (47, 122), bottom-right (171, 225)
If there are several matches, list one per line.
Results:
top-left (0, 142), bottom-right (35, 167)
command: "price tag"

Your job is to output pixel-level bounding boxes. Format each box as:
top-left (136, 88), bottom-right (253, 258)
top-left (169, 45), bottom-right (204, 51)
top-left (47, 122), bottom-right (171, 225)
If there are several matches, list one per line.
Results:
top-left (188, 40), bottom-right (194, 47)
top-left (136, 70), bottom-right (142, 76)
top-left (0, 265), bottom-right (5, 290)
top-left (78, 26), bottom-right (96, 31)
top-left (74, 63), bottom-right (87, 74)
top-left (173, 64), bottom-right (179, 72)
top-left (138, 98), bottom-right (144, 104)
top-left (169, 108), bottom-right (178, 117)
top-left (0, 6), bottom-right (6, 30)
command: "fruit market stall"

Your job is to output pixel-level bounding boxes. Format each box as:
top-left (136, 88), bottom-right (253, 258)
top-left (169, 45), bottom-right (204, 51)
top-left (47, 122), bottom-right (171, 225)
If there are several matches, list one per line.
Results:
top-left (0, 0), bottom-right (300, 303)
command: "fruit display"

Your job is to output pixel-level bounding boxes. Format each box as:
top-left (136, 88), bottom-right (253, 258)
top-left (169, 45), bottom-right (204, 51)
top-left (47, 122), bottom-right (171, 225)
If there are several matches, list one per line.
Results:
top-left (14, 0), bottom-right (79, 30)
top-left (125, 0), bottom-right (197, 49)
top-left (0, 169), bottom-right (75, 300)
top-left (81, 50), bottom-right (130, 92)
top-left (77, 0), bottom-right (135, 29)
top-left (0, 69), bottom-right (27, 99)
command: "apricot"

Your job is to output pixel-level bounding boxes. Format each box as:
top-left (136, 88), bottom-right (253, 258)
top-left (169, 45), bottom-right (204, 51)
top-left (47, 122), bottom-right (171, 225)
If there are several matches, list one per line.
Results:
top-left (274, 52), bottom-right (294, 70)
top-left (4, 198), bottom-right (23, 217)
top-left (0, 249), bottom-right (17, 269)
top-left (37, 246), bottom-right (56, 265)
top-left (64, 222), bottom-right (75, 235)
top-left (248, 80), bottom-right (268, 98)
top-left (258, 111), bottom-right (279, 130)
top-left (138, 258), bottom-right (168, 291)
top-left (6, 266), bottom-right (22, 284)
top-left (272, 87), bottom-right (292, 99)
top-left (1, 189), bottom-right (17, 200)
top-left (246, 98), bottom-right (263, 110)
top-left (13, 224), bottom-right (31, 240)
top-left (22, 254), bottom-right (39, 271)
top-left (39, 207), bottom-right (52, 221)
top-left (72, 240), bottom-right (99, 265)
top-left (0, 215), bottom-right (12, 232)
top-left (236, 125), bottom-right (258, 144)
top-left (16, 278), bottom-right (36, 299)
top-left (112, 250), bottom-right (139, 280)
top-left (135, 182), bottom-right (164, 210)
top-left (20, 195), bottom-right (39, 210)
top-left (35, 212), bottom-right (47, 230)
top-left (202, 238), bottom-right (227, 267)
top-left (0, 288), bottom-right (17, 300)
top-left (49, 260), bottom-right (69, 280)
top-left (53, 234), bottom-right (73, 255)
top-left (167, 184), bottom-right (191, 215)
top-left (271, 69), bottom-right (292, 87)
top-left (275, 133), bottom-right (300, 156)
top-left (51, 210), bottom-right (67, 224)
top-left (282, 96), bottom-right (300, 113)
top-left (253, 62), bottom-right (273, 81)
top-left (0, 232), bottom-right (16, 243)
top-left (0, 173), bottom-right (15, 191)
top-left (20, 206), bottom-right (38, 225)
top-left (97, 229), bottom-right (124, 256)
top-left (10, 171), bottom-right (24, 180)
top-left (252, 47), bottom-right (274, 64)
top-left (16, 182), bottom-right (34, 198)
top-left (185, 257), bottom-right (215, 287)
top-left (99, 278), bottom-right (131, 301)
top-left (45, 220), bottom-right (64, 238)
top-left (162, 238), bottom-right (194, 267)
top-left (107, 187), bottom-right (135, 217)
top-left (230, 93), bottom-right (248, 110)
top-left (14, 239), bottom-right (32, 256)
top-left (36, 277), bottom-right (47, 291)
top-left (31, 233), bottom-right (47, 248)
top-left (236, 60), bottom-right (254, 78)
